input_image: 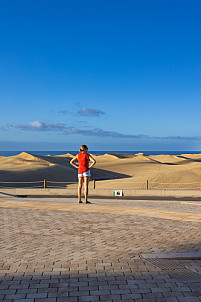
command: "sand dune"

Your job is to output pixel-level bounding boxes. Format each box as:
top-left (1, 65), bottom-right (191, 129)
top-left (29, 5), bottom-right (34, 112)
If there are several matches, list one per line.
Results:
top-left (58, 153), bottom-right (75, 158)
top-left (106, 153), bottom-right (136, 159)
top-left (0, 152), bottom-right (53, 169)
top-left (0, 152), bottom-right (201, 190)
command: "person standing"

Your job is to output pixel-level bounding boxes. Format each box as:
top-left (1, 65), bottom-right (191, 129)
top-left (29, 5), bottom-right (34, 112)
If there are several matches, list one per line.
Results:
top-left (70, 145), bottom-right (96, 203)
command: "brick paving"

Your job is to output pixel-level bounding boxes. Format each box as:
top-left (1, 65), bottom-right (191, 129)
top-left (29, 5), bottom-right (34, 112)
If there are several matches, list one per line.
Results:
top-left (1, 196), bottom-right (201, 301)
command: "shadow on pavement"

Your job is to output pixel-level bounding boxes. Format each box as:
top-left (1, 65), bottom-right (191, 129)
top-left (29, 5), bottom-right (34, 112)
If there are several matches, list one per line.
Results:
top-left (0, 191), bottom-right (27, 198)
top-left (1, 261), bottom-right (201, 301)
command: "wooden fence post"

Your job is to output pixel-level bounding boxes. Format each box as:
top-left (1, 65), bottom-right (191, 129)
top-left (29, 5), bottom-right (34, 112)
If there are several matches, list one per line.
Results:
top-left (93, 180), bottom-right (96, 189)
top-left (146, 179), bottom-right (149, 190)
top-left (44, 179), bottom-right (46, 189)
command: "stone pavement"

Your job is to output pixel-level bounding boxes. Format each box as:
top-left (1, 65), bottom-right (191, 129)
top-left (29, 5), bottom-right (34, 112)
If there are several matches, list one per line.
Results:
top-left (1, 196), bottom-right (201, 301)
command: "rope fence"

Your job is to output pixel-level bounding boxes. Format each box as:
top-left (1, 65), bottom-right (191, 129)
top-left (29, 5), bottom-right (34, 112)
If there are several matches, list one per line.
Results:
top-left (0, 179), bottom-right (201, 190)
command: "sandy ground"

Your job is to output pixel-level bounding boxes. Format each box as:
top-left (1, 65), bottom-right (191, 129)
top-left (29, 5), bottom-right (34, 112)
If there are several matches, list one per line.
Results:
top-left (0, 152), bottom-right (201, 190)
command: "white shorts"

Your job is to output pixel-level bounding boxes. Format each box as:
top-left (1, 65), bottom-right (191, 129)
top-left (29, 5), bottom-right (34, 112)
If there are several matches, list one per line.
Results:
top-left (78, 170), bottom-right (91, 178)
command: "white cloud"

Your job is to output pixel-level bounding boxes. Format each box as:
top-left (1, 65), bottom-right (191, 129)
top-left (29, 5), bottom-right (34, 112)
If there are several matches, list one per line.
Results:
top-left (5, 121), bottom-right (201, 140)
top-left (28, 121), bottom-right (44, 128)
top-left (77, 107), bottom-right (105, 116)
top-left (8, 121), bottom-right (66, 131)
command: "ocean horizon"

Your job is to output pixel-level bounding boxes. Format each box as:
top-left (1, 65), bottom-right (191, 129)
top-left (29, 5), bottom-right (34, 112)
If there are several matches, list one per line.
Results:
top-left (0, 150), bottom-right (201, 157)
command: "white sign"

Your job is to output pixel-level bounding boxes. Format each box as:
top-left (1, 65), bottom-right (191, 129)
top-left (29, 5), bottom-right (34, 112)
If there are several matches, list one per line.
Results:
top-left (114, 190), bottom-right (123, 196)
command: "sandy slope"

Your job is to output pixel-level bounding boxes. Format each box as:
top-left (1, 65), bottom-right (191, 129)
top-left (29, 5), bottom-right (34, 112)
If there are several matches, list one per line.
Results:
top-left (0, 152), bottom-right (201, 189)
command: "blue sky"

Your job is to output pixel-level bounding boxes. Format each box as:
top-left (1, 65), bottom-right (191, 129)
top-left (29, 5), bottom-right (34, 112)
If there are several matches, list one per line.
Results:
top-left (0, 0), bottom-right (201, 151)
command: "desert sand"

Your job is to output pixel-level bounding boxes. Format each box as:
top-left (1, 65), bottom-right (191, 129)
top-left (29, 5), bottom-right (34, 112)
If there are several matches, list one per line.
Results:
top-left (0, 152), bottom-right (201, 190)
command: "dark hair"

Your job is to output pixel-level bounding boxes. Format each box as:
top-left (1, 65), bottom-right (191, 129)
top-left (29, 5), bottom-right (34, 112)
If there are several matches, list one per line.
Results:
top-left (79, 145), bottom-right (88, 152)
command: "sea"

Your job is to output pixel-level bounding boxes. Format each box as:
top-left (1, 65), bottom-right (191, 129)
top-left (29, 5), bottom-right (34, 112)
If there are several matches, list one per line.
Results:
top-left (0, 151), bottom-right (201, 157)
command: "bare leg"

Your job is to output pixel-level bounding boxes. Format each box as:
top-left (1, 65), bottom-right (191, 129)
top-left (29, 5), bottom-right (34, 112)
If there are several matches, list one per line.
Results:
top-left (78, 177), bottom-right (84, 203)
top-left (84, 176), bottom-right (90, 203)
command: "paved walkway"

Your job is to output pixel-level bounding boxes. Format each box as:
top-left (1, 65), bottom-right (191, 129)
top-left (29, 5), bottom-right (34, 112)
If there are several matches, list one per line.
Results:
top-left (1, 196), bottom-right (201, 301)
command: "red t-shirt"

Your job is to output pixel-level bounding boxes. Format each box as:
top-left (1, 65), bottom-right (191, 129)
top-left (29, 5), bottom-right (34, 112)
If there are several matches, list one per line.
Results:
top-left (78, 153), bottom-right (90, 174)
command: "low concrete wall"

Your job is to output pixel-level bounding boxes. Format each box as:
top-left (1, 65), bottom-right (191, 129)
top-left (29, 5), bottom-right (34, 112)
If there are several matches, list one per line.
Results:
top-left (1, 188), bottom-right (201, 198)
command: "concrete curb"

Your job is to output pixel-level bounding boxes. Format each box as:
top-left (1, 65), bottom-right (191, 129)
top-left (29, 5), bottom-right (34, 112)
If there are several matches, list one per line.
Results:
top-left (141, 252), bottom-right (201, 260)
top-left (1, 188), bottom-right (201, 198)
